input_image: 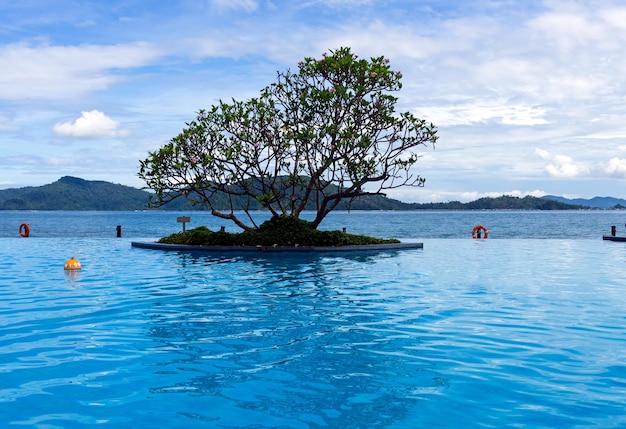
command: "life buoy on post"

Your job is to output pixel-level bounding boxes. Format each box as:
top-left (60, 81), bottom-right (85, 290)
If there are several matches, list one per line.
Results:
top-left (19, 223), bottom-right (30, 238)
top-left (472, 224), bottom-right (488, 239)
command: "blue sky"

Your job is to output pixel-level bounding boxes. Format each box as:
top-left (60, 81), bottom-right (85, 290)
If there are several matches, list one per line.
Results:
top-left (1, 0), bottom-right (625, 202)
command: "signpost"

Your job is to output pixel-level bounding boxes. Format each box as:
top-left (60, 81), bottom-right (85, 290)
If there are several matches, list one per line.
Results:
top-left (177, 216), bottom-right (191, 234)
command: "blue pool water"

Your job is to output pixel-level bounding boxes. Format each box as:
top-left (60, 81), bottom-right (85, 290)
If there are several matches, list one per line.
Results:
top-left (1, 211), bottom-right (626, 428)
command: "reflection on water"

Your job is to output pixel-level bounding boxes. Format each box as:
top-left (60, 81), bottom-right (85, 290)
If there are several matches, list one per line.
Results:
top-left (1, 236), bottom-right (626, 427)
top-left (143, 250), bottom-right (444, 426)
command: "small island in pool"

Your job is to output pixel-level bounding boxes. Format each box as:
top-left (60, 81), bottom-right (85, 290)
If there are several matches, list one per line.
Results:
top-left (132, 216), bottom-right (423, 253)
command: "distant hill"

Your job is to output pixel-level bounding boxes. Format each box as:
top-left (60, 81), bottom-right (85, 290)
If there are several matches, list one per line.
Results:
top-left (0, 176), bottom-right (590, 211)
top-left (0, 176), bottom-right (409, 211)
top-left (543, 195), bottom-right (626, 209)
top-left (406, 195), bottom-right (587, 210)
top-left (0, 176), bottom-right (151, 210)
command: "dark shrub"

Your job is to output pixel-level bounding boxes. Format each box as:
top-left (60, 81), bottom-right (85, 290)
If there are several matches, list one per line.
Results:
top-left (158, 216), bottom-right (399, 246)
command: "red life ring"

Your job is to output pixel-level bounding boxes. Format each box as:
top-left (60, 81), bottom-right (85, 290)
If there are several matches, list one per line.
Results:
top-left (472, 224), bottom-right (488, 239)
top-left (19, 223), bottom-right (31, 237)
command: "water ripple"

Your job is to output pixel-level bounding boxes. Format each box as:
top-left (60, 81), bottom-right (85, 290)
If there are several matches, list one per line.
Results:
top-left (1, 238), bottom-right (626, 427)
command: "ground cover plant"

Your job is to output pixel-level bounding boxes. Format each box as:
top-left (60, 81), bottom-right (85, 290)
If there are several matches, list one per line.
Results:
top-left (158, 216), bottom-right (399, 247)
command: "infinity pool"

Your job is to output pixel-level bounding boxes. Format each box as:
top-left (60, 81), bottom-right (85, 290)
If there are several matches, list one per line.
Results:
top-left (1, 236), bottom-right (626, 428)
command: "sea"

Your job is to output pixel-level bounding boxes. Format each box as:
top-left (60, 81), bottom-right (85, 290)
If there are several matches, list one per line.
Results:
top-left (1, 210), bottom-right (625, 428)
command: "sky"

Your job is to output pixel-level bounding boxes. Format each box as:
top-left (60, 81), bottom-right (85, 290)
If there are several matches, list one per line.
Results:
top-left (1, 0), bottom-right (626, 203)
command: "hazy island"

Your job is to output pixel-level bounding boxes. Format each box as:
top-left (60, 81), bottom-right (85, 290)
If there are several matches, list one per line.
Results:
top-left (0, 176), bottom-right (621, 211)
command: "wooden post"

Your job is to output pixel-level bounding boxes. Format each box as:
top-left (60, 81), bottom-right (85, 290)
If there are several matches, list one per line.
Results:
top-left (177, 216), bottom-right (191, 234)
top-left (116, 225), bottom-right (122, 238)
top-left (611, 225), bottom-right (616, 236)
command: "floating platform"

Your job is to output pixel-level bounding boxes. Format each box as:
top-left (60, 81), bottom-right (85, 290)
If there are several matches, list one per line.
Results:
top-left (131, 241), bottom-right (423, 254)
top-left (603, 235), bottom-right (626, 242)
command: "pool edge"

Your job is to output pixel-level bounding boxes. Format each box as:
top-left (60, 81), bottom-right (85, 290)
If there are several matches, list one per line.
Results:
top-left (131, 241), bottom-right (423, 253)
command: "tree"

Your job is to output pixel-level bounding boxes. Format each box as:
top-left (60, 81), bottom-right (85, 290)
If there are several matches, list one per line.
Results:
top-left (139, 47), bottom-right (438, 230)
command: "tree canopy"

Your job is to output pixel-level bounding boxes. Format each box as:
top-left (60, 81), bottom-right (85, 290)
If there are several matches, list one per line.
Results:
top-left (139, 47), bottom-right (438, 230)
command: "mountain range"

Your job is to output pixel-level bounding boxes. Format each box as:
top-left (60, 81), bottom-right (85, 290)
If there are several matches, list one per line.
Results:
top-left (0, 176), bottom-right (622, 210)
top-left (542, 195), bottom-right (626, 209)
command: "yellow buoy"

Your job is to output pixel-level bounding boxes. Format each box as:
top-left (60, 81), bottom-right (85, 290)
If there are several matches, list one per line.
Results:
top-left (64, 257), bottom-right (82, 271)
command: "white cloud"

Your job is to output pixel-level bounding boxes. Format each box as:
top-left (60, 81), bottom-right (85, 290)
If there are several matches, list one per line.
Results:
top-left (536, 149), bottom-right (626, 180)
top-left (581, 132), bottom-right (626, 140)
top-left (603, 157), bottom-right (626, 178)
top-left (601, 7), bottom-right (626, 30)
top-left (547, 161), bottom-right (581, 178)
top-left (528, 12), bottom-right (604, 53)
top-left (421, 101), bottom-right (548, 126)
top-left (0, 42), bottom-right (161, 100)
top-left (53, 110), bottom-right (129, 138)
top-left (535, 148), bottom-right (587, 178)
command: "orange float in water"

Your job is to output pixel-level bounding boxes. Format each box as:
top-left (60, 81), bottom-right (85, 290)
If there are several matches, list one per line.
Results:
top-left (471, 224), bottom-right (489, 239)
top-left (64, 257), bottom-right (82, 271)
top-left (19, 223), bottom-right (30, 237)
